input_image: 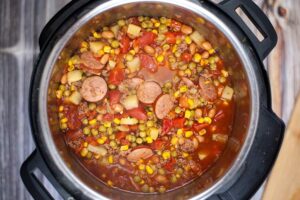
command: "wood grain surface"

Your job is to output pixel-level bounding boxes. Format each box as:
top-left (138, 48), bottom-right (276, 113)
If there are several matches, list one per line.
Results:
top-left (0, 0), bottom-right (298, 200)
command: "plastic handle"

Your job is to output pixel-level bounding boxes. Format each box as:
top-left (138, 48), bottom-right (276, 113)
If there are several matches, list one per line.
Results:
top-left (218, 0), bottom-right (278, 60)
top-left (209, 106), bottom-right (285, 200)
top-left (39, 0), bottom-right (89, 49)
top-left (20, 150), bottom-right (73, 200)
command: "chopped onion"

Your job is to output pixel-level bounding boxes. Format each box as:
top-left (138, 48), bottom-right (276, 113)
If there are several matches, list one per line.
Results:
top-left (116, 125), bottom-right (130, 132)
top-left (120, 95), bottom-right (139, 110)
top-left (221, 86), bottom-right (234, 101)
top-left (120, 117), bottom-right (138, 125)
top-left (68, 91), bottom-right (82, 105)
top-left (127, 57), bottom-right (141, 73)
top-left (67, 70), bottom-right (82, 84)
top-left (190, 31), bottom-right (204, 46)
top-left (89, 41), bottom-right (104, 54)
top-left (87, 145), bottom-right (107, 156)
top-left (127, 24), bottom-right (141, 37)
top-left (212, 134), bottom-right (228, 143)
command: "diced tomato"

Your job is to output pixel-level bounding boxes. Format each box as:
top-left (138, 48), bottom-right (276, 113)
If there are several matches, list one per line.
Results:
top-left (116, 132), bottom-right (128, 140)
top-left (164, 158), bottom-right (176, 171)
top-left (170, 20), bottom-right (182, 31)
top-left (108, 90), bottom-right (122, 105)
top-left (151, 139), bottom-right (166, 150)
top-left (139, 54), bottom-right (158, 73)
top-left (137, 32), bottom-right (157, 48)
top-left (120, 139), bottom-right (130, 145)
top-left (103, 113), bottom-right (114, 121)
top-left (108, 66), bottom-right (125, 85)
top-left (120, 35), bottom-right (130, 54)
top-left (127, 107), bottom-right (147, 120)
top-left (172, 117), bottom-right (186, 128)
top-left (114, 113), bottom-right (129, 119)
top-left (162, 119), bottom-right (172, 134)
top-left (181, 52), bottom-right (192, 62)
top-left (129, 125), bottom-right (138, 131)
top-left (193, 123), bottom-right (210, 132)
top-left (216, 60), bottom-right (224, 69)
top-left (64, 105), bottom-right (81, 130)
top-left (165, 32), bottom-right (177, 44)
top-left (85, 136), bottom-right (98, 146)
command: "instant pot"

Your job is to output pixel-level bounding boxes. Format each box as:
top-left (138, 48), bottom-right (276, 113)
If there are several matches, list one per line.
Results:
top-left (21, 0), bottom-right (285, 199)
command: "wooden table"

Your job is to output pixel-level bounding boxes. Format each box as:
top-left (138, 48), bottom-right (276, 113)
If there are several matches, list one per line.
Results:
top-left (0, 0), bottom-right (298, 199)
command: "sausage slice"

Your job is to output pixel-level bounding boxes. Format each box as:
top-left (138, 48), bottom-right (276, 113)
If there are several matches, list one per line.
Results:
top-left (198, 77), bottom-right (217, 101)
top-left (80, 76), bottom-right (107, 102)
top-left (137, 81), bottom-right (162, 104)
top-left (80, 52), bottom-right (104, 74)
top-left (155, 94), bottom-right (174, 119)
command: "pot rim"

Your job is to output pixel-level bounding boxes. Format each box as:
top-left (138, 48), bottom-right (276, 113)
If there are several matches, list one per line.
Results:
top-left (34, 0), bottom-right (260, 199)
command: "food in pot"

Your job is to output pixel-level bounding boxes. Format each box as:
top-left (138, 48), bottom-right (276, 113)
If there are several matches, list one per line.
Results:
top-left (54, 16), bottom-right (235, 193)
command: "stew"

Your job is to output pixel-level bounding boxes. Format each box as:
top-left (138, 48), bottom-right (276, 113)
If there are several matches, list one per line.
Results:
top-left (54, 16), bottom-right (235, 193)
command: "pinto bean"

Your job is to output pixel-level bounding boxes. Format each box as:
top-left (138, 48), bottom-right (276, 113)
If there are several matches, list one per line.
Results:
top-left (189, 43), bottom-right (196, 55)
top-left (127, 147), bottom-right (153, 162)
top-left (155, 94), bottom-right (174, 119)
top-left (144, 45), bottom-right (155, 55)
top-left (80, 76), bottom-right (107, 102)
top-left (102, 31), bottom-right (114, 39)
top-left (100, 54), bottom-right (109, 65)
top-left (181, 25), bottom-right (193, 35)
top-left (137, 81), bottom-right (162, 104)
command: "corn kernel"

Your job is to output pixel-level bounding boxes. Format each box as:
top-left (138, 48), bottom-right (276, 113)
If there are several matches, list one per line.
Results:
top-left (171, 137), bottom-right (178, 145)
top-left (172, 45), bottom-right (178, 53)
top-left (185, 36), bottom-right (192, 44)
top-left (113, 118), bottom-right (121, 125)
top-left (80, 48), bottom-right (87, 53)
top-left (152, 29), bottom-right (158, 34)
top-left (120, 145), bottom-right (129, 151)
top-left (58, 106), bottom-right (64, 112)
top-left (70, 85), bottom-right (76, 91)
top-left (146, 137), bottom-right (153, 144)
top-left (83, 142), bottom-right (88, 147)
top-left (98, 49), bottom-right (105, 56)
top-left (60, 117), bottom-right (68, 123)
top-left (182, 152), bottom-right (189, 158)
top-left (80, 148), bottom-right (88, 157)
top-left (221, 70), bottom-right (229, 77)
top-left (209, 49), bottom-right (215, 54)
top-left (146, 165), bottom-right (154, 174)
top-left (107, 180), bottom-right (113, 186)
top-left (184, 68), bottom-right (192, 76)
top-left (199, 129), bottom-right (207, 136)
top-left (129, 49), bottom-right (136, 55)
top-left (154, 22), bottom-right (160, 27)
top-left (177, 129), bottom-right (183, 136)
top-left (198, 118), bottom-right (205, 123)
top-left (179, 85), bottom-right (188, 93)
top-left (162, 151), bottom-right (171, 160)
top-left (187, 99), bottom-right (195, 109)
top-left (156, 55), bottom-right (164, 63)
top-left (68, 60), bottom-right (74, 67)
top-left (89, 119), bottom-right (97, 126)
top-left (204, 117), bottom-right (212, 124)
top-left (176, 38), bottom-right (182, 44)
top-left (67, 65), bottom-right (75, 72)
top-left (193, 53), bottom-right (202, 63)
top-left (185, 110), bottom-right (192, 119)
top-left (97, 136), bottom-right (107, 144)
top-left (103, 46), bottom-right (111, 53)
top-left (174, 91), bottom-right (180, 98)
top-left (93, 32), bottom-right (101, 39)
top-left (139, 164), bottom-right (145, 170)
top-left (111, 40), bottom-right (119, 48)
top-left (81, 41), bottom-right (88, 48)
top-left (108, 155), bottom-right (114, 164)
top-left (56, 90), bottom-right (63, 99)
top-left (103, 121), bottom-right (111, 128)
top-left (185, 131), bottom-right (193, 138)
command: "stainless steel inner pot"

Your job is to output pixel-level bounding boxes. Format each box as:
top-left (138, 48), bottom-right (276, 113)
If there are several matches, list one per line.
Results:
top-left (38, 0), bottom-right (260, 199)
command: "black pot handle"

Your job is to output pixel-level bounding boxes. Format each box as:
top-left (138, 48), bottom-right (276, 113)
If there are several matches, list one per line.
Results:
top-left (20, 150), bottom-right (73, 200)
top-left (218, 0), bottom-right (277, 60)
top-left (209, 106), bottom-right (285, 200)
top-left (39, 0), bottom-right (88, 49)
